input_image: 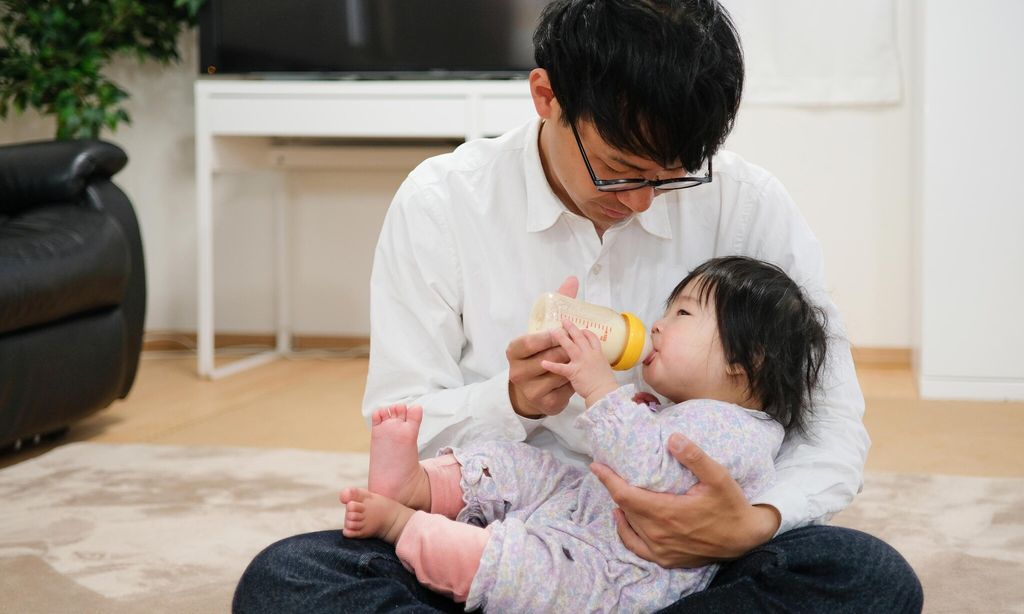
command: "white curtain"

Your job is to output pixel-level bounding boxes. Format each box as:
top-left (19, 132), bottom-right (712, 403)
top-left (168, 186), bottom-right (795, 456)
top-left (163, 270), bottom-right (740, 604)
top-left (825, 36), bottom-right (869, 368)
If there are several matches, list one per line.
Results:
top-left (719, 0), bottom-right (902, 106)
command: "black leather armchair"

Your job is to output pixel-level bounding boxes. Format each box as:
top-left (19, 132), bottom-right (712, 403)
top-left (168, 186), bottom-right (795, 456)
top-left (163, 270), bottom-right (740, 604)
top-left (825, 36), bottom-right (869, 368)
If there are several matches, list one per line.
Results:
top-left (0, 140), bottom-right (146, 450)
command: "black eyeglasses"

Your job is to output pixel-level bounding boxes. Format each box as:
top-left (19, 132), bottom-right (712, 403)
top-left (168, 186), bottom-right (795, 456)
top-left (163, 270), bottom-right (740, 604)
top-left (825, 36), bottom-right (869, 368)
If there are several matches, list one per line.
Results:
top-left (571, 123), bottom-right (712, 192)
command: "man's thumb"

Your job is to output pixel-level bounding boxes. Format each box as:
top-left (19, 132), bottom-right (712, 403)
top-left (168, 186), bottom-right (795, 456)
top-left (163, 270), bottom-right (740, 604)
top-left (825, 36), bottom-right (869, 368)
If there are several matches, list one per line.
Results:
top-left (668, 433), bottom-right (719, 482)
top-left (557, 275), bottom-right (579, 298)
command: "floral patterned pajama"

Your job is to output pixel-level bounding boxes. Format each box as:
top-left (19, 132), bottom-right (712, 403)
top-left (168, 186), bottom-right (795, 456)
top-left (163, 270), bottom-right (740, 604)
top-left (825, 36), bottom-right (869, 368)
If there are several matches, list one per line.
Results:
top-left (446, 385), bottom-right (785, 613)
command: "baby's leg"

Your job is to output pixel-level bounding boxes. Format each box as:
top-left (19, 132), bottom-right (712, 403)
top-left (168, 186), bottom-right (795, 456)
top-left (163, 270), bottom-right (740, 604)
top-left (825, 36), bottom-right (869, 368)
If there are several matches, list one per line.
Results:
top-left (469, 520), bottom-right (691, 612)
top-left (342, 486), bottom-right (489, 604)
top-left (393, 510), bottom-right (490, 603)
top-left (401, 443), bottom-right (583, 523)
top-left (338, 487), bottom-right (414, 545)
top-left (367, 404), bottom-right (431, 511)
top-left (420, 454), bottom-right (465, 519)
top-left (454, 441), bottom-right (586, 525)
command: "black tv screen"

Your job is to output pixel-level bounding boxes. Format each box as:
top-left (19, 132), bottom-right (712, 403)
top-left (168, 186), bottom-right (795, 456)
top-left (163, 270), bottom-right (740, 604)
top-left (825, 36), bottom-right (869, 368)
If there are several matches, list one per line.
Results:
top-left (199, 0), bottom-right (551, 78)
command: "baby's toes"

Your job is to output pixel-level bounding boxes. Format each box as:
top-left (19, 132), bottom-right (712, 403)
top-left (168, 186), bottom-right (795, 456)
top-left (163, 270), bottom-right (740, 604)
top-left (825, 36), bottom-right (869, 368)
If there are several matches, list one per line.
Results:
top-left (339, 487), bottom-right (366, 506)
top-left (374, 404), bottom-right (410, 425)
top-left (389, 404), bottom-right (408, 421)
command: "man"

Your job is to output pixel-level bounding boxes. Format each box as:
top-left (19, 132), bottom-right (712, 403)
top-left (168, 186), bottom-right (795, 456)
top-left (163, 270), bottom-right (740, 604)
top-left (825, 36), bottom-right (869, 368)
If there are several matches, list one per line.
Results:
top-left (234, 1), bottom-right (922, 611)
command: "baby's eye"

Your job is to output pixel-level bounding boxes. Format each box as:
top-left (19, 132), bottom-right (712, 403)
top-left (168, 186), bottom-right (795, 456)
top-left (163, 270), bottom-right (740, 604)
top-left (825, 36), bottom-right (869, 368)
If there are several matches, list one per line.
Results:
top-left (676, 309), bottom-right (690, 316)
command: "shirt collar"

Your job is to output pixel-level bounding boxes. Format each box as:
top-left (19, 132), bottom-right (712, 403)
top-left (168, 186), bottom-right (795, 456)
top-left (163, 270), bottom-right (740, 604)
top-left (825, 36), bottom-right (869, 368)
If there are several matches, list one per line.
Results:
top-left (634, 199), bottom-right (673, 239)
top-left (522, 117), bottom-right (674, 240)
top-left (524, 118), bottom-right (567, 233)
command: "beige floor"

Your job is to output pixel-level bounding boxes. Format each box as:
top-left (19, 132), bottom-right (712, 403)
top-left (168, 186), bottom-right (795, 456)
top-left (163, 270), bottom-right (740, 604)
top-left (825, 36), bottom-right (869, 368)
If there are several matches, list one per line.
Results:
top-left (4, 353), bottom-right (1024, 476)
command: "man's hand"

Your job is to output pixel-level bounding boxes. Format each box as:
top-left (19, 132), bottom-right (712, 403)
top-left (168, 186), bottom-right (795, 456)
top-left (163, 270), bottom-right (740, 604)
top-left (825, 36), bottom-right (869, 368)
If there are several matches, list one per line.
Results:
top-left (591, 433), bottom-right (781, 568)
top-left (507, 276), bottom-right (579, 418)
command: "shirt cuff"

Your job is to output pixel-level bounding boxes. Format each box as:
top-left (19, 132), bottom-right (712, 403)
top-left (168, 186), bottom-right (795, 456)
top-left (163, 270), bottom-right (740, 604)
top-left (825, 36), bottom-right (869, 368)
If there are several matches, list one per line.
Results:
top-left (749, 482), bottom-right (813, 537)
top-left (485, 367), bottom-right (546, 436)
top-left (477, 368), bottom-right (538, 439)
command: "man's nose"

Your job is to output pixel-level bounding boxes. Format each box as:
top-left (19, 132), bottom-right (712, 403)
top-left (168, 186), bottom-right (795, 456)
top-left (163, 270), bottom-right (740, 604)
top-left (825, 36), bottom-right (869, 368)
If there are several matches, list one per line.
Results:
top-left (615, 186), bottom-right (655, 213)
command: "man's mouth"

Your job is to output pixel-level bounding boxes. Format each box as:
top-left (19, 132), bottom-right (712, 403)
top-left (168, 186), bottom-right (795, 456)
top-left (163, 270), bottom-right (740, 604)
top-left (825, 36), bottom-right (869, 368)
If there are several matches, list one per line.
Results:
top-left (601, 206), bottom-right (630, 220)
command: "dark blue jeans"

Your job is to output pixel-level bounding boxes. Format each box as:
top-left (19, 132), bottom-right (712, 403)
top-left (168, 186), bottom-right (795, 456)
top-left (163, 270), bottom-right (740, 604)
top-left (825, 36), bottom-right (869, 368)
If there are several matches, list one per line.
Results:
top-left (232, 525), bottom-right (922, 613)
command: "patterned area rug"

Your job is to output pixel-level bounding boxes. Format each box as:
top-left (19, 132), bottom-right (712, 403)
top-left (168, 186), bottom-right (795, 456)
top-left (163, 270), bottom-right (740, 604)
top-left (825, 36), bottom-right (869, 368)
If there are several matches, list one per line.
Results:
top-left (1, 443), bottom-right (1021, 613)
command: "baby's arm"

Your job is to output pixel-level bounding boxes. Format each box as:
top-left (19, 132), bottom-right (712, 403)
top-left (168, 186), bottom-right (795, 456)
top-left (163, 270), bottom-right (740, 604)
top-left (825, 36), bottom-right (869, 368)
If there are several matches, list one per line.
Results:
top-left (540, 319), bottom-right (770, 493)
top-left (579, 393), bottom-right (779, 496)
top-left (539, 320), bottom-right (620, 408)
top-left (539, 319), bottom-right (696, 490)
top-left (575, 386), bottom-right (700, 492)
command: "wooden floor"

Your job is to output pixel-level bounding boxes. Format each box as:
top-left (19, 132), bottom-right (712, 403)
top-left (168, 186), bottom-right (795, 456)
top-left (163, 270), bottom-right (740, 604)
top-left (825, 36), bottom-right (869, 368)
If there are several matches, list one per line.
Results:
top-left (4, 353), bottom-right (1024, 476)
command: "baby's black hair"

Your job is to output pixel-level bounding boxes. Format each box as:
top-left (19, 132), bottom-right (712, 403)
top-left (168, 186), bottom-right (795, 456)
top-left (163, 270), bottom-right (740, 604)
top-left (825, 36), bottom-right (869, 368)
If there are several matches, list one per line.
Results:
top-left (668, 256), bottom-right (828, 435)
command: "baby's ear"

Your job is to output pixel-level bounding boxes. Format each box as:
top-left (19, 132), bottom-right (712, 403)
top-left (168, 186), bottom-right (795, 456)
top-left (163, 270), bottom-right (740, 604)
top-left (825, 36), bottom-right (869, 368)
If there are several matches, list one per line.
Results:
top-left (727, 349), bottom-right (764, 377)
top-left (725, 361), bottom-right (745, 377)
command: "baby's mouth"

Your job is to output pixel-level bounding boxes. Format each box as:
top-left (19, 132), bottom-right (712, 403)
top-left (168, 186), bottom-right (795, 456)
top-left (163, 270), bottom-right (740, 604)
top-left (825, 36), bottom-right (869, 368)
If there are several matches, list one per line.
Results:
top-left (643, 349), bottom-right (657, 366)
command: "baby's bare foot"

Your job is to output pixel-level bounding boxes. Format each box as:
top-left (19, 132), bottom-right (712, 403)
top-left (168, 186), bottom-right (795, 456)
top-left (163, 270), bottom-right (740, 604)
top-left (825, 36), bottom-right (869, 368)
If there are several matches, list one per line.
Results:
top-left (339, 487), bottom-right (414, 545)
top-left (368, 404), bottom-right (431, 511)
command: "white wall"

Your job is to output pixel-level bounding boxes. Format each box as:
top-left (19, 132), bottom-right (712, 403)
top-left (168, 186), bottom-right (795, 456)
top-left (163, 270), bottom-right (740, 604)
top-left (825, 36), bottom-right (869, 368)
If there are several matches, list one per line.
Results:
top-left (913, 0), bottom-right (1024, 399)
top-left (0, 3), bottom-right (915, 348)
top-left (725, 0), bottom-right (913, 348)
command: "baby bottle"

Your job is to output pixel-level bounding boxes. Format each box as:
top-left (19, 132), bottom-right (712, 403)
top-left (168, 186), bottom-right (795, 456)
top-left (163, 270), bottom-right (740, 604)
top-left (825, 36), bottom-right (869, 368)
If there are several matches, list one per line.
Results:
top-left (528, 293), bottom-right (647, 371)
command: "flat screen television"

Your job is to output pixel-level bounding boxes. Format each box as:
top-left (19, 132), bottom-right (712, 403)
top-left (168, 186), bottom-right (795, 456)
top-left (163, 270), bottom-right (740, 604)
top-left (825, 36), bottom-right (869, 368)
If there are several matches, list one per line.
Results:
top-left (199, 0), bottom-right (551, 78)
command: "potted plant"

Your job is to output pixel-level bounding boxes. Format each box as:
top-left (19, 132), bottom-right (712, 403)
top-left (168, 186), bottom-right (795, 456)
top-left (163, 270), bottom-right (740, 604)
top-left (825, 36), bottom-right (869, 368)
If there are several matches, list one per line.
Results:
top-left (0, 0), bottom-right (204, 139)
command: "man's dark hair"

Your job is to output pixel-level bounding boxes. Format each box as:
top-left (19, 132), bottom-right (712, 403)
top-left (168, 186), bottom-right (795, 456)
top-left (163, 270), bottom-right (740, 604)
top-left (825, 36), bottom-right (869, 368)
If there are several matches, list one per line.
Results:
top-left (533, 0), bottom-right (744, 172)
top-left (668, 257), bottom-right (828, 435)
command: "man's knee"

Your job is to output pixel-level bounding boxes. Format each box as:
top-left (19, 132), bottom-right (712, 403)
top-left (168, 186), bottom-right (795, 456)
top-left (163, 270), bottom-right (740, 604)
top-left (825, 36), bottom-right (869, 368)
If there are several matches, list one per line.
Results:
top-left (829, 527), bottom-right (923, 612)
top-left (232, 531), bottom-right (351, 612)
top-left (703, 525), bottom-right (922, 613)
top-left (779, 525), bottom-right (923, 612)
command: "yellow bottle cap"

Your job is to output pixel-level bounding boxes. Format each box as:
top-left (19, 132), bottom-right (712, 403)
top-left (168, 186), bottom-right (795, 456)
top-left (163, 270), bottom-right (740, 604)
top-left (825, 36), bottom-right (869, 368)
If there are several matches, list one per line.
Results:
top-left (611, 312), bottom-right (646, 371)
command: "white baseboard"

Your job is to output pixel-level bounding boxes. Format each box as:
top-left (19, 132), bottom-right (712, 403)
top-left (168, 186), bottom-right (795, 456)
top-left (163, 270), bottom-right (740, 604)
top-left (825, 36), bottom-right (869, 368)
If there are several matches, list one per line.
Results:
top-left (918, 376), bottom-right (1024, 401)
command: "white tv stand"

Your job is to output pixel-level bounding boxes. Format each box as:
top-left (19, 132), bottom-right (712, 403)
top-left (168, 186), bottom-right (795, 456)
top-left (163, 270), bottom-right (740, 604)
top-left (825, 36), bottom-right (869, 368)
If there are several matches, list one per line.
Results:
top-left (194, 79), bottom-right (535, 378)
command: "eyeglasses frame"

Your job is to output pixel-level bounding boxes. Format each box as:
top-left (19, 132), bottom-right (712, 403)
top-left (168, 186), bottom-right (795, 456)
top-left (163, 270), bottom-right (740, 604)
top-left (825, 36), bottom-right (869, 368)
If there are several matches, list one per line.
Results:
top-left (570, 122), bottom-right (713, 192)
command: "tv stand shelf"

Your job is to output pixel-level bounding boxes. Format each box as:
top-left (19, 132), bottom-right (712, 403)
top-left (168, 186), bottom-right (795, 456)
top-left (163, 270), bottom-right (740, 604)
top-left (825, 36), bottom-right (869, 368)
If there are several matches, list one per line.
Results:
top-left (194, 79), bottom-right (534, 378)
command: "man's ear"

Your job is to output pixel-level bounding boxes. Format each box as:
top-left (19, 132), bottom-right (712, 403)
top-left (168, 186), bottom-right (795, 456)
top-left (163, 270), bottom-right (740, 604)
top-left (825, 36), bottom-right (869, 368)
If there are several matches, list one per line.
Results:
top-left (529, 68), bottom-right (559, 121)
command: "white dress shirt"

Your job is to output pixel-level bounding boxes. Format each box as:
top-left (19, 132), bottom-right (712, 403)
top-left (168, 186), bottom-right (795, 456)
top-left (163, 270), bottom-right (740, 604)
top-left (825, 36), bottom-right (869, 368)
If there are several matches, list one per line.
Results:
top-left (363, 118), bottom-right (870, 535)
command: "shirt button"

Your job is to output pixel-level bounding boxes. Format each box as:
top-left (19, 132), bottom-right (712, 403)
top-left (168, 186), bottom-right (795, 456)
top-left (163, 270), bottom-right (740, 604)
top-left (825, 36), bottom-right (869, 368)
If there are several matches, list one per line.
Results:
top-left (592, 264), bottom-right (602, 274)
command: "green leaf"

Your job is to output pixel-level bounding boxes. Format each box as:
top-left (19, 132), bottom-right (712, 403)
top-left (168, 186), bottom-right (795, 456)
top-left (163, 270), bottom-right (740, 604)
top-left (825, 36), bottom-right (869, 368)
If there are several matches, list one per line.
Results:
top-left (81, 32), bottom-right (102, 48)
top-left (0, 0), bottom-right (203, 139)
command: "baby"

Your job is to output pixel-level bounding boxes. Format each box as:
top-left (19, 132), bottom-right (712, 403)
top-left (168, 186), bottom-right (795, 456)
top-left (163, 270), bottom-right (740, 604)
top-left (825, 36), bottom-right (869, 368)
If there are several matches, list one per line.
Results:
top-left (340, 256), bottom-right (828, 612)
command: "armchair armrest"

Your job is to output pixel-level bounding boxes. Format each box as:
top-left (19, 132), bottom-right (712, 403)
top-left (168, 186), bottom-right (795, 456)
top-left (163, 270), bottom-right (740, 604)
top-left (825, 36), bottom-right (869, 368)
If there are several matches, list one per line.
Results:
top-left (0, 139), bottom-right (128, 215)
